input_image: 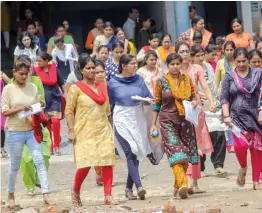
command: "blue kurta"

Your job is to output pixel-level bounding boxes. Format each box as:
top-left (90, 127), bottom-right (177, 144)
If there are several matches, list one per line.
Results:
top-left (108, 74), bottom-right (152, 106)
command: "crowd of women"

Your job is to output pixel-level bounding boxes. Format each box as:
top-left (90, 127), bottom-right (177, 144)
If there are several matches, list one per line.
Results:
top-left (1, 8), bottom-right (262, 210)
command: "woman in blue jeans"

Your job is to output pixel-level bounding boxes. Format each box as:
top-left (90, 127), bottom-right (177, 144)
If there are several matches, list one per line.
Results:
top-left (1, 58), bottom-right (54, 208)
top-left (108, 54), bottom-right (153, 200)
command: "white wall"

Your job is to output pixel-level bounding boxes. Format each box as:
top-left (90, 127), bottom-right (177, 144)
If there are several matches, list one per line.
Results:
top-left (241, 1), bottom-right (253, 33)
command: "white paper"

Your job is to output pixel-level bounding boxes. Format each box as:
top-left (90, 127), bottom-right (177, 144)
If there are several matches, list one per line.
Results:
top-left (131, 95), bottom-right (154, 104)
top-left (231, 124), bottom-right (241, 138)
top-left (18, 103), bottom-right (44, 119)
top-left (182, 100), bottom-right (201, 126)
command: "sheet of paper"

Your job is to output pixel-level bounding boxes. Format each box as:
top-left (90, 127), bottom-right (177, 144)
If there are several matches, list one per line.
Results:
top-left (18, 103), bottom-right (44, 119)
top-left (182, 100), bottom-right (201, 126)
top-left (231, 124), bottom-right (241, 138)
top-left (131, 96), bottom-right (154, 104)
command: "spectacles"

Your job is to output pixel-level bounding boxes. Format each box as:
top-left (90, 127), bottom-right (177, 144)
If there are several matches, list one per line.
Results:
top-left (179, 50), bottom-right (190, 55)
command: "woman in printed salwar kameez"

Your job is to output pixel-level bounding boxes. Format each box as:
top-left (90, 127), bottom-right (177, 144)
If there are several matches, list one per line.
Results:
top-left (151, 53), bottom-right (199, 199)
top-left (108, 54), bottom-right (152, 200)
top-left (221, 47), bottom-right (262, 190)
top-left (176, 41), bottom-right (216, 194)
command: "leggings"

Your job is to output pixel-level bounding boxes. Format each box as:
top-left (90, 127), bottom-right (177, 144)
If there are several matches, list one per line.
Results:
top-left (73, 166), bottom-right (113, 196)
top-left (47, 118), bottom-right (61, 151)
top-left (1, 130), bottom-right (5, 148)
top-left (232, 133), bottom-right (262, 182)
top-left (172, 163), bottom-right (188, 189)
top-left (115, 129), bottom-right (142, 190)
top-left (186, 155), bottom-right (201, 180)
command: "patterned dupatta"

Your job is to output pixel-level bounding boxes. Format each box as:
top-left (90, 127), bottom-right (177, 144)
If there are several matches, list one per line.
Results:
top-left (231, 68), bottom-right (261, 95)
top-left (165, 72), bottom-right (194, 115)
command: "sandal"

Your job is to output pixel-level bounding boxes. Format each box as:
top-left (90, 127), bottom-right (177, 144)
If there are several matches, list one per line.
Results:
top-left (253, 182), bottom-right (262, 190)
top-left (96, 176), bottom-right (103, 186)
top-left (1, 149), bottom-right (8, 158)
top-left (71, 189), bottom-right (82, 207)
top-left (137, 187), bottom-right (146, 200)
top-left (27, 189), bottom-right (35, 196)
top-left (54, 147), bottom-right (62, 156)
top-left (125, 189), bottom-right (137, 200)
top-left (178, 186), bottom-right (188, 199)
top-left (43, 198), bottom-right (56, 207)
top-left (104, 196), bottom-right (120, 205)
top-left (188, 186), bottom-right (205, 194)
top-left (236, 168), bottom-right (247, 187)
top-left (215, 167), bottom-right (225, 175)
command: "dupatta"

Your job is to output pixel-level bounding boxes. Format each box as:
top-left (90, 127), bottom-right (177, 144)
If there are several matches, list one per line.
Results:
top-left (165, 72), bottom-right (193, 115)
top-left (75, 81), bottom-right (107, 105)
top-left (34, 63), bottom-right (57, 86)
top-left (157, 46), bottom-right (175, 62)
top-left (105, 35), bottom-right (119, 51)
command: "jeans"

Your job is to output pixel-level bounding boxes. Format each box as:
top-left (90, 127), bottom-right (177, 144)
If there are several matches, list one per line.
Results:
top-left (115, 130), bottom-right (142, 190)
top-left (6, 130), bottom-right (49, 194)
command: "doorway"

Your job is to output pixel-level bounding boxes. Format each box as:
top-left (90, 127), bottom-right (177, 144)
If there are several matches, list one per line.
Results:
top-left (204, 1), bottom-right (237, 38)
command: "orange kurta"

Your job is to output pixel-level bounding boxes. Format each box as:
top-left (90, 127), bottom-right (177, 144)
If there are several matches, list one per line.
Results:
top-left (226, 32), bottom-right (253, 49)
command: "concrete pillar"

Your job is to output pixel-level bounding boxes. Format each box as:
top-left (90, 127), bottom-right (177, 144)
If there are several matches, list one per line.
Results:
top-left (240, 1), bottom-right (253, 33)
top-left (163, 1), bottom-right (176, 41)
top-left (174, 1), bottom-right (191, 38)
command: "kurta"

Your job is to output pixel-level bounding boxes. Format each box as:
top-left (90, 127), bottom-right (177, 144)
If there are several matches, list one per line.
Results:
top-left (185, 64), bottom-right (213, 154)
top-left (137, 66), bottom-right (164, 165)
top-left (154, 75), bottom-right (198, 166)
top-left (198, 62), bottom-right (228, 133)
top-left (65, 84), bottom-right (115, 168)
top-left (32, 67), bottom-right (64, 119)
top-left (137, 66), bottom-right (163, 95)
top-left (108, 74), bottom-right (153, 160)
top-left (220, 68), bottom-right (262, 135)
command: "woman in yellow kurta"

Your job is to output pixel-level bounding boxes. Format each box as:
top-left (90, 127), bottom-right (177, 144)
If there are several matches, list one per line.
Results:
top-left (65, 56), bottom-right (118, 207)
top-left (215, 41), bottom-right (236, 90)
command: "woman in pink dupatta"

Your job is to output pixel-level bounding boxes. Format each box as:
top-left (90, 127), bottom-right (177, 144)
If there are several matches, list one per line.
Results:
top-left (176, 41), bottom-right (216, 194)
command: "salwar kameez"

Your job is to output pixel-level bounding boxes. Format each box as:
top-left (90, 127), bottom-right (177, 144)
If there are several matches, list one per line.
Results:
top-left (184, 64), bottom-right (214, 179)
top-left (154, 73), bottom-right (198, 192)
top-left (221, 67), bottom-right (262, 185)
top-left (65, 82), bottom-right (115, 198)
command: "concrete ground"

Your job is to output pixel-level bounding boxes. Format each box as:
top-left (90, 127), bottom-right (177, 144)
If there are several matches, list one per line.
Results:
top-left (1, 143), bottom-right (262, 213)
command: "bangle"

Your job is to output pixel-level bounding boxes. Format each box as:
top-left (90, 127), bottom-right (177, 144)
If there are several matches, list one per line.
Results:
top-left (223, 115), bottom-right (230, 119)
